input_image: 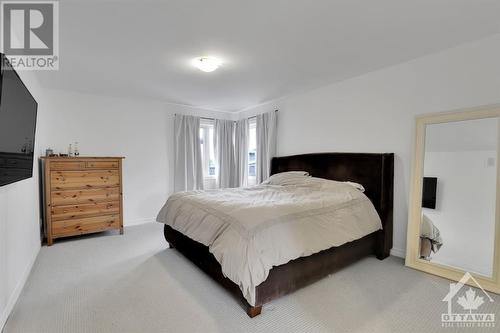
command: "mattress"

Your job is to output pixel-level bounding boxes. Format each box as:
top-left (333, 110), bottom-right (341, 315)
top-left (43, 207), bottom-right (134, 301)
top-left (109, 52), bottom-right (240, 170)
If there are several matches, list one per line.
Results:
top-left (156, 177), bottom-right (382, 305)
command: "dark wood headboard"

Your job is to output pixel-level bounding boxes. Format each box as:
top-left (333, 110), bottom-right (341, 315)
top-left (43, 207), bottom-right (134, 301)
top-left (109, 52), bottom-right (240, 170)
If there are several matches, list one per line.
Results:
top-left (271, 152), bottom-right (394, 257)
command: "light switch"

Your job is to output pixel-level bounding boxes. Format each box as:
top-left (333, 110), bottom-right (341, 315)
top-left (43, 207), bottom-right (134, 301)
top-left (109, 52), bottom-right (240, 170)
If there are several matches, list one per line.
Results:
top-left (487, 157), bottom-right (495, 168)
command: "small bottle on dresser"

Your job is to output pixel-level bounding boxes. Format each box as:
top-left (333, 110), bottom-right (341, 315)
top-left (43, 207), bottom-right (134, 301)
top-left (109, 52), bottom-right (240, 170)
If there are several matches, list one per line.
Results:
top-left (74, 142), bottom-right (79, 156)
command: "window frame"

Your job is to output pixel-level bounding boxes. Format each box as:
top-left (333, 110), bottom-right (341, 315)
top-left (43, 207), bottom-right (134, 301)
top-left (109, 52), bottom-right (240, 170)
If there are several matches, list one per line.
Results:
top-left (200, 119), bottom-right (216, 179)
top-left (248, 117), bottom-right (257, 186)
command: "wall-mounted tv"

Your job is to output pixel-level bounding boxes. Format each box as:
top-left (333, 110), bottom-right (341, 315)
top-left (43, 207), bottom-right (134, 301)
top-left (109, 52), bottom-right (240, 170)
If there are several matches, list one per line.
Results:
top-left (0, 53), bottom-right (38, 187)
top-left (422, 177), bottom-right (437, 209)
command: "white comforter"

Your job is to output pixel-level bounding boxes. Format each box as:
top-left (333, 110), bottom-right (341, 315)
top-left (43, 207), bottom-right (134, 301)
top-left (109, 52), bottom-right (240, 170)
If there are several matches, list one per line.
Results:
top-left (156, 177), bottom-right (382, 305)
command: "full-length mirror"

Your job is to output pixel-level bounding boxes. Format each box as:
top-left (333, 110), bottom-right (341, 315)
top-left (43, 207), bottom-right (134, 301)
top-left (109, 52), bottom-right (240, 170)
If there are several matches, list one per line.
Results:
top-left (420, 118), bottom-right (498, 277)
top-left (406, 106), bottom-right (500, 293)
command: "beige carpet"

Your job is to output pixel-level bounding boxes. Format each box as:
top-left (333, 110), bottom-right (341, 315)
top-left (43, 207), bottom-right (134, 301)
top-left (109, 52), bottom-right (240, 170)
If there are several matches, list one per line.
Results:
top-left (4, 223), bottom-right (500, 333)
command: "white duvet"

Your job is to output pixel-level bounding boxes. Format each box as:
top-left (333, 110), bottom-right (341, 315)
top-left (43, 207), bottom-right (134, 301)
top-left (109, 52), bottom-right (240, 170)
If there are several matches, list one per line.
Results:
top-left (156, 176), bottom-right (382, 306)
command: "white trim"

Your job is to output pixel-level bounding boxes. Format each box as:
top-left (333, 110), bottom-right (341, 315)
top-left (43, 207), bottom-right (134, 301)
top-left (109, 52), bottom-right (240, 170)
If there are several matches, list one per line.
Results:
top-left (200, 121), bottom-right (216, 179)
top-left (0, 245), bottom-right (40, 331)
top-left (390, 247), bottom-right (406, 258)
top-left (124, 218), bottom-right (156, 226)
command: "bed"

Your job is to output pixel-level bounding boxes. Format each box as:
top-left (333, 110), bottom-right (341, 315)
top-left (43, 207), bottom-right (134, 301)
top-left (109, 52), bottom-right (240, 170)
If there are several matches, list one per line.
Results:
top-left (158, 152), bottom-right (394, 317)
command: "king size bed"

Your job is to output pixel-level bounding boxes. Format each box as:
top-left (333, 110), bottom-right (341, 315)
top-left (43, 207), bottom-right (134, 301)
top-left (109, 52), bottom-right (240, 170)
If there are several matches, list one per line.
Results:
top-left (157, 152), bottom-right (394, 317)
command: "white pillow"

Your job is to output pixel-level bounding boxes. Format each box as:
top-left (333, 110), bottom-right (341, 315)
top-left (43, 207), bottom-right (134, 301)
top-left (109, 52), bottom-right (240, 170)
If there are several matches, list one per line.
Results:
top-left (311, 178), bottom-right (366, 192)
top-left (261, 171), bottom-right (310, 186)
top-left (343, 181), bottom-right (365, 192)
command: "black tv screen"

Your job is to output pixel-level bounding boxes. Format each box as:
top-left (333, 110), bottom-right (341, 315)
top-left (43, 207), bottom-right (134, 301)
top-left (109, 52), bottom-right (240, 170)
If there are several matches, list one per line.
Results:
top-left (422, 177), bottom-right (437, 209)
top-left (0, 54), bottom-right (38, 186)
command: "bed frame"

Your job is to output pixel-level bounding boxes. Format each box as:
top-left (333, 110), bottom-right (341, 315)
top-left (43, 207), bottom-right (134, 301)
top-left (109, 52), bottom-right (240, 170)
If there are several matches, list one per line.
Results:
top-left (163, 152), bottom-right (394, 317)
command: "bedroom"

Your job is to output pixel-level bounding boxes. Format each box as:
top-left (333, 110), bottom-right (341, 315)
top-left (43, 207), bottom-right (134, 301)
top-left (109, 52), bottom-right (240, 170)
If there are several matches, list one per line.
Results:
top-left (1, 0), bottom-right (500, 332)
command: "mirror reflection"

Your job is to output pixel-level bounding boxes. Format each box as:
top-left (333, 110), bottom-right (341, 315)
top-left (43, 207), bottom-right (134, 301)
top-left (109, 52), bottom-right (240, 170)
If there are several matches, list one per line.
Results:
top-left (419, 117), bottom-right (498, 278)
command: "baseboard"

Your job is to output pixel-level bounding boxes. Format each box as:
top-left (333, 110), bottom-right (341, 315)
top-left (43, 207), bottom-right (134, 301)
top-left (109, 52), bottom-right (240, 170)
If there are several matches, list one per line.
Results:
top-left (125, 217), bottom-right (156, 227)
top-left (0, 245), bottom-right (40, 332)
top-left (390, 247), bottom-right (406, 258)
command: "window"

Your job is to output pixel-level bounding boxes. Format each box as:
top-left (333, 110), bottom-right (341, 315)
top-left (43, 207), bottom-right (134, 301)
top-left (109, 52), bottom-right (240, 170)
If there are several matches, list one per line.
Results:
top-left (199, 119), bottom-right (216, 178)
top-left (199, 117), bottom-right (257, 188)
top-left (248, 118), bottom-right (257, 185)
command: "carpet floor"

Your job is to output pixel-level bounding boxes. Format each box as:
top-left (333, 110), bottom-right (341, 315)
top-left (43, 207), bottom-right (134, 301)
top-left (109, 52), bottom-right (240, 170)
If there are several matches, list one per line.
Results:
top-left (4, 223), bottom-right (500, 333)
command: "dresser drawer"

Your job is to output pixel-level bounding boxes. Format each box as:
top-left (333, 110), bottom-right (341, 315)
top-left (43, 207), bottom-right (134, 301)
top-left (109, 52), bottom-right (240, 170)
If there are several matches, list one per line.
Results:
top-left (51, 170), bottom-right (120, 189)
top-left (50, 161), bottom-right (86, 170)
top-left (51, 187), bottom-right (120, 206)
top-left (42, 156), bottom-right (124, 245)
top-left (52, 214), bottom-right (120, 237)
top-left (51, 201), bottom-right (120, 221)
top-left (86, 160), bottom-right (119, 169)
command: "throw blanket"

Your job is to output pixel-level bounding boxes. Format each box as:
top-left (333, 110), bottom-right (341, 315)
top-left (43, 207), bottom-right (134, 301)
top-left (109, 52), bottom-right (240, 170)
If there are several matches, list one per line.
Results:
top-left (421, 213), bottom-right (443, 253)
top-left (156, 177), bottom-right (382, 305)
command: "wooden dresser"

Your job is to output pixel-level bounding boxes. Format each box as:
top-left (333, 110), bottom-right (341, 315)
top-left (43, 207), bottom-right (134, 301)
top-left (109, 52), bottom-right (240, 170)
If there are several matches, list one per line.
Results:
top-left (41, 157), bottom-right (124, 245)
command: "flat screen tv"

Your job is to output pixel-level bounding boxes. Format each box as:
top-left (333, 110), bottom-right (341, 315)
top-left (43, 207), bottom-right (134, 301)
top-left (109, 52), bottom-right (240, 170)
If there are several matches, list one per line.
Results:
top-left (0, 54), bottom-right (38, 186)
top-left (422, 177), bottom-right (437, 209)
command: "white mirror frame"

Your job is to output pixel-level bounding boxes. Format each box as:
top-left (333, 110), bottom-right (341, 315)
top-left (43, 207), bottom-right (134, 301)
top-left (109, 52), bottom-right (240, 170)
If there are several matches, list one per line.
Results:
top-left (406, 105), bottom-right (500, 294)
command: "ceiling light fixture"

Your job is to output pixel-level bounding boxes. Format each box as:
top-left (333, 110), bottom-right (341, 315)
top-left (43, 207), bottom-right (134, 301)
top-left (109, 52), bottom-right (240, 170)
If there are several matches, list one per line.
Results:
top-left (192, 56), bottom-right (222, 73)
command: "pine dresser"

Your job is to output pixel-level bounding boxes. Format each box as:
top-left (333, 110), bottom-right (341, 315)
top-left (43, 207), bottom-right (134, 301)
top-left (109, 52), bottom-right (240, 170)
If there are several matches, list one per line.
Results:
top-left (41, 157), bottom-right (124, 245)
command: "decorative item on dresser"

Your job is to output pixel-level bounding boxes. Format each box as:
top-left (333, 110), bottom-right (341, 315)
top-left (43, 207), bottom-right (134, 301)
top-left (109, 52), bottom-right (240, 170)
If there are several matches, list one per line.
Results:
top-left (41, 157), bottom-right (125, 246)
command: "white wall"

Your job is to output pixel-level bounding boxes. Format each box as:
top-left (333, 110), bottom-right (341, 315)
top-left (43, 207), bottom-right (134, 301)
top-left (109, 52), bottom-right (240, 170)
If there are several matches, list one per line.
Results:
top-left (37, 89), bottom-right (233, 226)
top-left (0, 69), bottom-right (46, 329)
top-left (423, 150), bottom-right (496, 277)
top-left (238, 34), bottom-right (500, 257)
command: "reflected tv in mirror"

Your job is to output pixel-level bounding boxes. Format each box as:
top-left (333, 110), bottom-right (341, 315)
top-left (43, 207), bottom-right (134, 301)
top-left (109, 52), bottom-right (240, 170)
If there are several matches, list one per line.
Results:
top-left (422, 177), bottom-right (437, 209)
top-left (0, 54), bottom-right (38, 186)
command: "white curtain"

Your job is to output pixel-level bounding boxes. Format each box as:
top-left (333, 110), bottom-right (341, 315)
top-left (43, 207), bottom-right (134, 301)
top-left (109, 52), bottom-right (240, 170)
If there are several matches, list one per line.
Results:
top-left (256, 111), bottom-right (277, 183)
top-left (234, 118), bottom-right (249, 187)
top-left (174, 114), bottom-right (204, 192)
top-left (215, 119), bottom-right (236, 188)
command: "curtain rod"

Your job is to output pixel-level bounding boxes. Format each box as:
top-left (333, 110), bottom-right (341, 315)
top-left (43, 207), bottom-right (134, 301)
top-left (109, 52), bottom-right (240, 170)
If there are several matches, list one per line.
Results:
top-left (177, 109), bottom-right (278, 122)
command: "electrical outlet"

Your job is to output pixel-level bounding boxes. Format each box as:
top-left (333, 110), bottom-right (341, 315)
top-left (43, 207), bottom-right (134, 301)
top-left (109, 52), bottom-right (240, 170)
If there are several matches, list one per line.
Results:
top-left (487, 157), bottom-right (495, 168)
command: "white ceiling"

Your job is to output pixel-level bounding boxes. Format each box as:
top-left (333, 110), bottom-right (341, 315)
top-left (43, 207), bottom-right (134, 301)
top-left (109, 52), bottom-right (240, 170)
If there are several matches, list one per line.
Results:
top-left (37, 0), bottom-right (500, 112)
top-left (426, 117), bottom-right (499, 152)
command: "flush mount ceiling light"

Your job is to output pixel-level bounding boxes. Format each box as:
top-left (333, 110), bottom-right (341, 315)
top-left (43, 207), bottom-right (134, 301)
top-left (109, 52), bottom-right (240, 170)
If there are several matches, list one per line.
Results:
top-left (192, 56), bottom-right (222, 73)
